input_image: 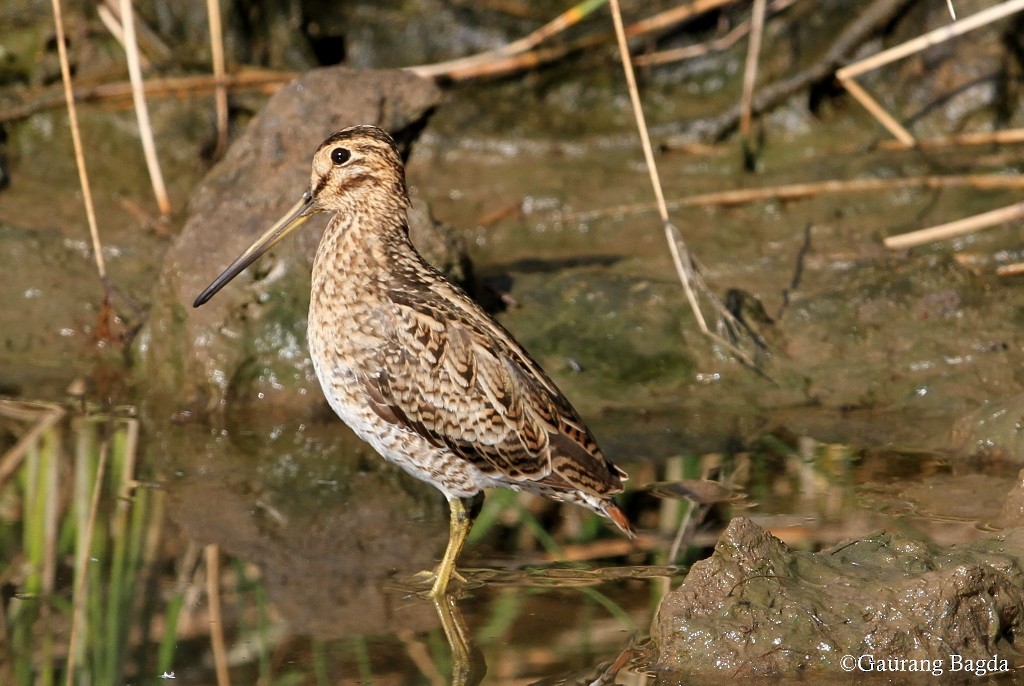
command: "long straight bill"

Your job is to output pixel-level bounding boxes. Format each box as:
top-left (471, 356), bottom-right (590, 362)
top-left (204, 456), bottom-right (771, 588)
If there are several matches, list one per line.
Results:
top-left (193, 193), bottom-right (316, 307)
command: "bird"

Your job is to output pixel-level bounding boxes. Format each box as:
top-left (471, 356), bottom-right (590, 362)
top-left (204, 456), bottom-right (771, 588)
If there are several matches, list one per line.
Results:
top-left (193, 125), bottom-right (633, 598)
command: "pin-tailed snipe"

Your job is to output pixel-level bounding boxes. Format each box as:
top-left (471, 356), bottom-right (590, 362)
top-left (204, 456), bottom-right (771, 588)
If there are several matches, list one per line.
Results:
top-left (194, 125), bottom-right (633, 598)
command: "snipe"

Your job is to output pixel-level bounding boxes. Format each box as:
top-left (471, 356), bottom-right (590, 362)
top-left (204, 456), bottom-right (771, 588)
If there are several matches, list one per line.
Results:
top-left (194, 125), bottom-right (633, 598)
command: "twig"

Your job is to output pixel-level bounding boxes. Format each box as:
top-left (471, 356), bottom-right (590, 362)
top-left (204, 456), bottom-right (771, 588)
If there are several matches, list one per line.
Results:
top-left (608, 0), bottom-right (756, 365)
top-left (562, 173), bottom-right (1024, 221)
top-left (836, 0), bottom-right (1024, 143)
top-left (0, 70), bottom-right (295, 123)
top-left (883, 201), bottom-right (1024, 249)
top-left (50, 0), bottom-right (107, 288)
top-left (119, 0), bottom-right (171, 216)
top-left (205, 545), bottom-right (231, 686)
top-left (206, 0), bottom-right (229, 160)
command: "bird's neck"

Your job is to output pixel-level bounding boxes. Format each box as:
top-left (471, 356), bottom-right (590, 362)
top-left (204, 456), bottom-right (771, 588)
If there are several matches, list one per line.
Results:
top-left (312, 204), bottom-right (420, 296)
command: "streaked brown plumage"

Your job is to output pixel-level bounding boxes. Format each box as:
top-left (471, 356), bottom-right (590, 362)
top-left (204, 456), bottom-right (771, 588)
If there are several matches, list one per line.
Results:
top-left (194, 125), bottom-right (633, 597)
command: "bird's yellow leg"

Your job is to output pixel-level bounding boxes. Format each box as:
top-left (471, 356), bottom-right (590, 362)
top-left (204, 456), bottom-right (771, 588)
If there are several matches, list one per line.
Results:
top-left (427, 496), bottom-right (475, 599)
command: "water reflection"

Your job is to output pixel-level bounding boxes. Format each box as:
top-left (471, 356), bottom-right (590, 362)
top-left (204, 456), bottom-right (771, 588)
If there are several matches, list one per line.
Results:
top-left (154, 417), bottom-right (669, 684)
top-left (5, 401), bottom-right (1020, 683)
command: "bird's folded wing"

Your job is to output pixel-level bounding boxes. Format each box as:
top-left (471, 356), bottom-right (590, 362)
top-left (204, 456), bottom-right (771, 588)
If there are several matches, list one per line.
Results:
top-left (360, 291), bottom-right (624, 496)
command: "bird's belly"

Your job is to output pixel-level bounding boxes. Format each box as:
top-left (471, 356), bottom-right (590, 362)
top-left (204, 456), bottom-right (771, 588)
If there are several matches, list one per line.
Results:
top-left (308, 337), bottom-right (490, 499)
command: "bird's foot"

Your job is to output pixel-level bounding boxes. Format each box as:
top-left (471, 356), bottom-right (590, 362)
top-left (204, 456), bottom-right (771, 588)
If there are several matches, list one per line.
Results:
top-left (412, 566), bottom-right (469, 599)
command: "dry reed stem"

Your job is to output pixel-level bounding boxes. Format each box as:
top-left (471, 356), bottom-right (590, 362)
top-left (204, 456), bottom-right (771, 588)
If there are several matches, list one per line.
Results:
top-left (119, 0), bottom-right (171, 216)
top-left (0, 71), bottom-right (294, 123)
top-left (877, 128), bottom-right (1024, 150)
top-left (634, 0), bottom-right (797, 68)
top-left (837, 0), bottom-right (1024, 143)
top-left (407, 0), bottom-right (739, 81)
top-left (0, 401), bottom-right (65, 489)
top-left (883, 201), bottom-right (1024, 249)
top-left (838, 74), bottom-right (915, 144)
top-left (206, 0), bottom-right (229, 160)
top-left (624, 0), bottom-right (737, 37)
top-left (563, 173), bottom-right (1024, 221)
top-left (738, 0), bottom-right (767, 142)
top-left (996, 262), bottom-right (1024, 276)
top-left (608, 0), bottom-right (763, 366)
top-left (205, 545), bottom-right (231, 686)
top-left (408, 0), bottom-right (607, 79)
top-left (64, 433), bottom-right (110, 686)
top-left (96, 3), bottom-right (150, 69)
top-left (50, 0), bottom-right (107, 289)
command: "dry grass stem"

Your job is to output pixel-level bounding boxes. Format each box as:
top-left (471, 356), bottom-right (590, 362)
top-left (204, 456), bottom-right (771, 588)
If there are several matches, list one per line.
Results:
top-left (50, 0), bottom-right (106, 287)
top-left (407, 0), bottom-right (740, 81)
top-left (633, 0), bottom-right (796, 69)
top-left (206, 0), bottom-right (229, 160)
top-left (205, 545), bottom-right (232, 686)
top-left (877, 128), bottom-right (1024, 150)
top-left (408, 0), bottom-right (607, 79)
top-left (609, 0), bottom-right (772, 366)
top-left (837, 0), bottom-right (1024, 143)
top-left (739, 0), bottom-right (767, 142)
top-left (883, 201), bottom-right (1024, 249)
top-left (996, 262), bottom-right (1024, 276)
top-left (1, 70), bottom-right (294, 123)
top-left (624, 0), bottom-right (736, 37)
top-left (562, 173), bottom-right (1024, 222)
top-left (119, 0), bottom-right (171, 216)
top-left (0, 401), bottom-right (65, 489)
top-left (96, 3), bottom-right (151, 69)
top-left (839, 74), bottom-right (915, 144)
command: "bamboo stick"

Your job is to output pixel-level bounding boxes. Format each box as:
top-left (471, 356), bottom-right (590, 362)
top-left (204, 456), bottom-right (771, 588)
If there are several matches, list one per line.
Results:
top-left (883, 201), bottom-right (1024, 249)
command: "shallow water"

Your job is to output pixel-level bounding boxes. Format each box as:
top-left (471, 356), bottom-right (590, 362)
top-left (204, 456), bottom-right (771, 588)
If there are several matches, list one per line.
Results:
top-left (2, 402), bottom-right (1021, 684)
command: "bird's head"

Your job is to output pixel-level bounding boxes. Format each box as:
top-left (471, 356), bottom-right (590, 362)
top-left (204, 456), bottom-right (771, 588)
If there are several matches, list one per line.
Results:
top-left (193, 125), bottom-right (408, 308)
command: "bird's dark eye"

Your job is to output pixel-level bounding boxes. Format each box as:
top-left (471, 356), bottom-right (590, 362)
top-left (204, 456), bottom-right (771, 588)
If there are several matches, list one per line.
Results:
top-left (331, 147), bottom-right (351, 165)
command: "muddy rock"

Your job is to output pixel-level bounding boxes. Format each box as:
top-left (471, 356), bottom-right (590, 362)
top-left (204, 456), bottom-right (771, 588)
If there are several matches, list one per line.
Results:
top-left (140, 67), bottom-right (458, 419)
top-left (652, 517), bottom-right (1024, 678)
